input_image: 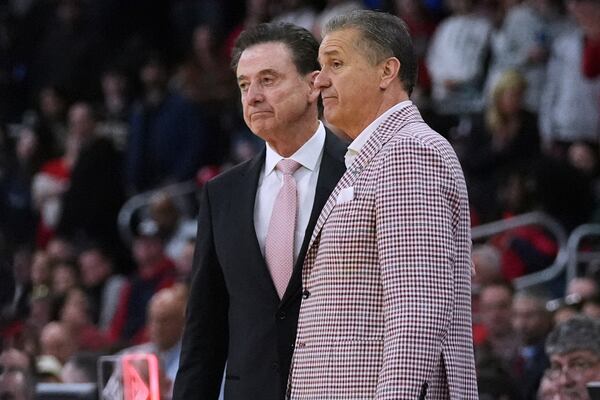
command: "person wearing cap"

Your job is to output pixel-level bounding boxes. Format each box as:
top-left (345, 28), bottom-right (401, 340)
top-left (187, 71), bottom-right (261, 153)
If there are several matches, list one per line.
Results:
top-left (107, 219), bottom-right (176, 344)
top-left (173, 22), bottom-right (346, 400)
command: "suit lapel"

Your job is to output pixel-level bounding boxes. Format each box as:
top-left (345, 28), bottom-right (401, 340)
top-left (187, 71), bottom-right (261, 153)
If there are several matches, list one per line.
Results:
top-left (230, 149), bottom-right (282, 297)
top-left (304, 105), bottom-right (424, 264)
top-left (281, 131), bottom-right (346, 305)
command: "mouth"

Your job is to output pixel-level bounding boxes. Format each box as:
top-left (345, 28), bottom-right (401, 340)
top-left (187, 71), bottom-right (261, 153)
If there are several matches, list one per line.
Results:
top-left (249, 111), bottom-right (273, 119)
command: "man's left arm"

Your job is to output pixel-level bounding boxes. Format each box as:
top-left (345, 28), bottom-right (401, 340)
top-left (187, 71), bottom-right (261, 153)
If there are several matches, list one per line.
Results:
top-left (375, 137), bottom-right (460, 399)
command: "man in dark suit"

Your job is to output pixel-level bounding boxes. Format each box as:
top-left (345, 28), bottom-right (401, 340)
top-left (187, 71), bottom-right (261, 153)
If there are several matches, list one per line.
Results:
top-left (173, 23), bottom-right (346, 400)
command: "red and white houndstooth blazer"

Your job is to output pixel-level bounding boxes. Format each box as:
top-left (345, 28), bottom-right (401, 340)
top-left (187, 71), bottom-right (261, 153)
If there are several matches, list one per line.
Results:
top-left (288, 105), bottom-right (478, 399)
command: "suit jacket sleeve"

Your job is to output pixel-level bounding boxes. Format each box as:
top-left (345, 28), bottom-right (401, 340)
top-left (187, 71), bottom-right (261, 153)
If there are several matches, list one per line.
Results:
top-left (375, 137), bottom-right (458, 398)
top-left (173, 184), bottom-right (228, 400)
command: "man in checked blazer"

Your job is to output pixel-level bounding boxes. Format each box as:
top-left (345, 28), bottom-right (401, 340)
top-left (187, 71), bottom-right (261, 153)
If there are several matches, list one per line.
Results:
top-left (288, 10), bottom-right (478, 399)
top-left (173, 23), bottom-right (347, 400)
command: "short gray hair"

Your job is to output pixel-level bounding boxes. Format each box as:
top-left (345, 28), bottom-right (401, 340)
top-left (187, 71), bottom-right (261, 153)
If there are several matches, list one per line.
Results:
top-left (323, 10), bottom-right (417, 95)
top-left (545, 316), bottom-right (600, 356)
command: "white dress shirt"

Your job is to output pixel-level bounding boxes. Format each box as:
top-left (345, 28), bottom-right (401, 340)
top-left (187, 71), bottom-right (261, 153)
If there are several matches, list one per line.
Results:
top-left (254, 122), bottom-right (326, 263)
top-left (345, 100), bottom-right (412, 169)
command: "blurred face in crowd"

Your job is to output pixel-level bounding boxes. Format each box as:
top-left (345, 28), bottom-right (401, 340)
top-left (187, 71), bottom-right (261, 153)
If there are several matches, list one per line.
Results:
top-left (40, 322), bottom-right (76, 365)
top-left (68, 103), bottom-right (96, 140)
top-left (0, 370), bottom-right (29, 400)
top-left (52, 263), bottom-right (78, 295)
top-left (46, 237), bottom-right (75, 264)
top-left (567, 277), bottom-right (600, 301)
top-left (30, 251), bottom-right (51, 286)
top-left (78, 249), bottom-right (111, 287)
top-left (316, 28), bottom-right (395, 139)
top-left (148, 290), bottom-right (186, 351)
top-left (39, 87), bottom-right (66, 120)
top-left (60, 289), bottom-right (90, 329)
top-left (480, 285), bottom-right (514, 338)
top-left (498, 86), bottom-right (523, 115)
top-left (133, 236), bottom-right (164, 274)
top-left (547, 350), bottom-right (600, 400)
top-left (512, 295), bottom-right (552, 345)
top-left (236, 41), bottom-right (319, 152)
top-left (0, 349), bottom-right (30, 373)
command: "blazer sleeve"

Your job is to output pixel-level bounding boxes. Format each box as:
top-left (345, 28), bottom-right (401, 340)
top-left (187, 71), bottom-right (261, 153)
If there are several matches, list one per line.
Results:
top-left (374, 137), bottom-right (458, 398)
top-left (173, 184), bottom-right (229, 400)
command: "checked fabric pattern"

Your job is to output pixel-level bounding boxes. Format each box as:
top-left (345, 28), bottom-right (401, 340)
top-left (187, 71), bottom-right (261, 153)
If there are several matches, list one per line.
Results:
top-left (288, 105), bottom-right (478, 399)
top-left (265, 159), bottom-right (301, 299)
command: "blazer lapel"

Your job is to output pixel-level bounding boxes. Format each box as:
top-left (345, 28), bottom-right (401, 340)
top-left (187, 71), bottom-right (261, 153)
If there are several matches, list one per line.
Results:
top-left (304, 105), bottom-right (424, 264)
top-left (229, 149), bottom-right (282, 298)
top-left (281, 130), bottom-right (346, 305)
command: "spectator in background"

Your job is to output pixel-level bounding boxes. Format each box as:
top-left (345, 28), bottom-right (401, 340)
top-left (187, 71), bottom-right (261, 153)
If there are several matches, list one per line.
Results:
top-left (108, 220), bottom-right (176, 344)
top-left (475, 281), bottom-right (519, 367)
top-left (543, 316), bottom-right (600, 400)
top-left (426, 0), bottom-right (492, 117)
top-left (78, 244), bottom-right (126, 330)
top-left (121, 284), bottom-right (188, 390)
top-left (0, 247), bottom-right (32, 328)
top-left (148, 191), bottom-right (197, 263)
top-left (484, 0), bottom-right (553, 113)
top-left (59, 288), bottom-right (110, 352)
top-left (311, 0), bottom-right (364, 40)
top-left (126, 54), bottom-right (217, 194)
top-left (30, 250), bottom-right (51, 298)
top-left (50, 260), bottom-right (79, 297)
top-left (538, 0), bottom-right (600, 155)
top-left (271, 0), bottom-right (318, 31)
top-left (0, 125), bottom-right (43, 249)
top-left (511, 289), bottom-right (552, 399)
top-left (472, 244), bottom-right (503, 291)
top-left (33, 85), bottom-right (68, 157)
top-left (569, 0), bottom-right (600, 81)
top-left (582, 297), bottom-right (600, 319)
top-left (96, 67), bottom-right (131, 152)
top-left (45, 236), bottom-right (76, 264)
top-left (61, 352), bottom-right (99, 383)
top-left (567, 277), bottom-right (600, 302)
top-left (0, 369), bottom-right (35, 400)
top-left (461, 70), bottom-right (540, 223)
top-left (39, 321), bottom-right (77, 367)
top-left (56, 102), bottom-right (126, 262)
top-left (174, 238), bottom-right (195, 282)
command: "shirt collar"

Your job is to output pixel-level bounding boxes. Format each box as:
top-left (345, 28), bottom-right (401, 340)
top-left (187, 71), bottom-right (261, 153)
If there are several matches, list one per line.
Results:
top-left (347, 100), bottom-right (412, 156)
top-left (264, 121), bottom-right (325, 176)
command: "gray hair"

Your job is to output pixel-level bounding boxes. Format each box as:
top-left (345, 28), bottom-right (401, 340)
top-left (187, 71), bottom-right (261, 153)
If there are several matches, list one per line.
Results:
top-left (545, 316), bottom-right (600, 356)
top-left (323, 10), bottom-right (417, 95)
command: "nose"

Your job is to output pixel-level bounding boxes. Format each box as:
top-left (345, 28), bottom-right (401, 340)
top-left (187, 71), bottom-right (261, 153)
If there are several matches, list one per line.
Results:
top-left (244, 81), bottom-right (264, 106)
top-left (314, 69), bottom-right (330, 90)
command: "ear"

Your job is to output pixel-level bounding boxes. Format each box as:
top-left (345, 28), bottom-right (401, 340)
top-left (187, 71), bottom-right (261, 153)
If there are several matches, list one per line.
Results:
top-left (379, 57), bottom-right (401, 90)
top-left (307, 70), bottom-right (321, 103)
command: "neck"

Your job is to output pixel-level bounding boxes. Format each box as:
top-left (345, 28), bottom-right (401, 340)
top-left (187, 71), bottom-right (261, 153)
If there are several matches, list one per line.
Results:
top-left (347, 89), bottom-right (409, 139)
top-left (266, 118), bottom-right (319, 158)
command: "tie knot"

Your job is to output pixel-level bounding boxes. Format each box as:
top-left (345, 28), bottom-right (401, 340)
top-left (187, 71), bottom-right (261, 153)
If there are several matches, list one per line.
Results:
top-left (276, 159), bottom-right (301, 175)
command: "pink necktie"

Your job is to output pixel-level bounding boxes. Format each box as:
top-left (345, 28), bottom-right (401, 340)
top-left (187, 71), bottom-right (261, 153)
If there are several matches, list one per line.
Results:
top-left (265, 159), bottom-right (301, 299)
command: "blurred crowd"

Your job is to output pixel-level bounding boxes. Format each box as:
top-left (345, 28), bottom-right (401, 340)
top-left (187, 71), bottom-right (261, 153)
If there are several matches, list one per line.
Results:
top-left (0, 0), bottom-right (599, 399)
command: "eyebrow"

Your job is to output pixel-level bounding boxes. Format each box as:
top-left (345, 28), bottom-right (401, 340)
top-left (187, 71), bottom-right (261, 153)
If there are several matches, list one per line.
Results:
top-left (237, 69), bottom-right (279, 82)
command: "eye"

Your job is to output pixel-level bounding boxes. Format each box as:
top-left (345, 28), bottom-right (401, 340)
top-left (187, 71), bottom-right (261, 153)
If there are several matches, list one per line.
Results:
top-left (262, 76), bottom-right (274, 86)
top-left (238, 82), bottom-right (248, 92)
top-left (332, 60), bottom-right (343, 69)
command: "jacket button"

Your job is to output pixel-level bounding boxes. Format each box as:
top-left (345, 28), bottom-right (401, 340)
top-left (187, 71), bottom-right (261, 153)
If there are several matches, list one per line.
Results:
top-left (277, 311), bottom-right (286, 320)
top-left (302, 290), bottom-right (310, 299)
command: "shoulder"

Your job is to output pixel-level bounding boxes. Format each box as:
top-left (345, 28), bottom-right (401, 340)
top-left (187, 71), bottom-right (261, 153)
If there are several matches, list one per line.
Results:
top-left (204, 154), bottom-right (262, 194)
